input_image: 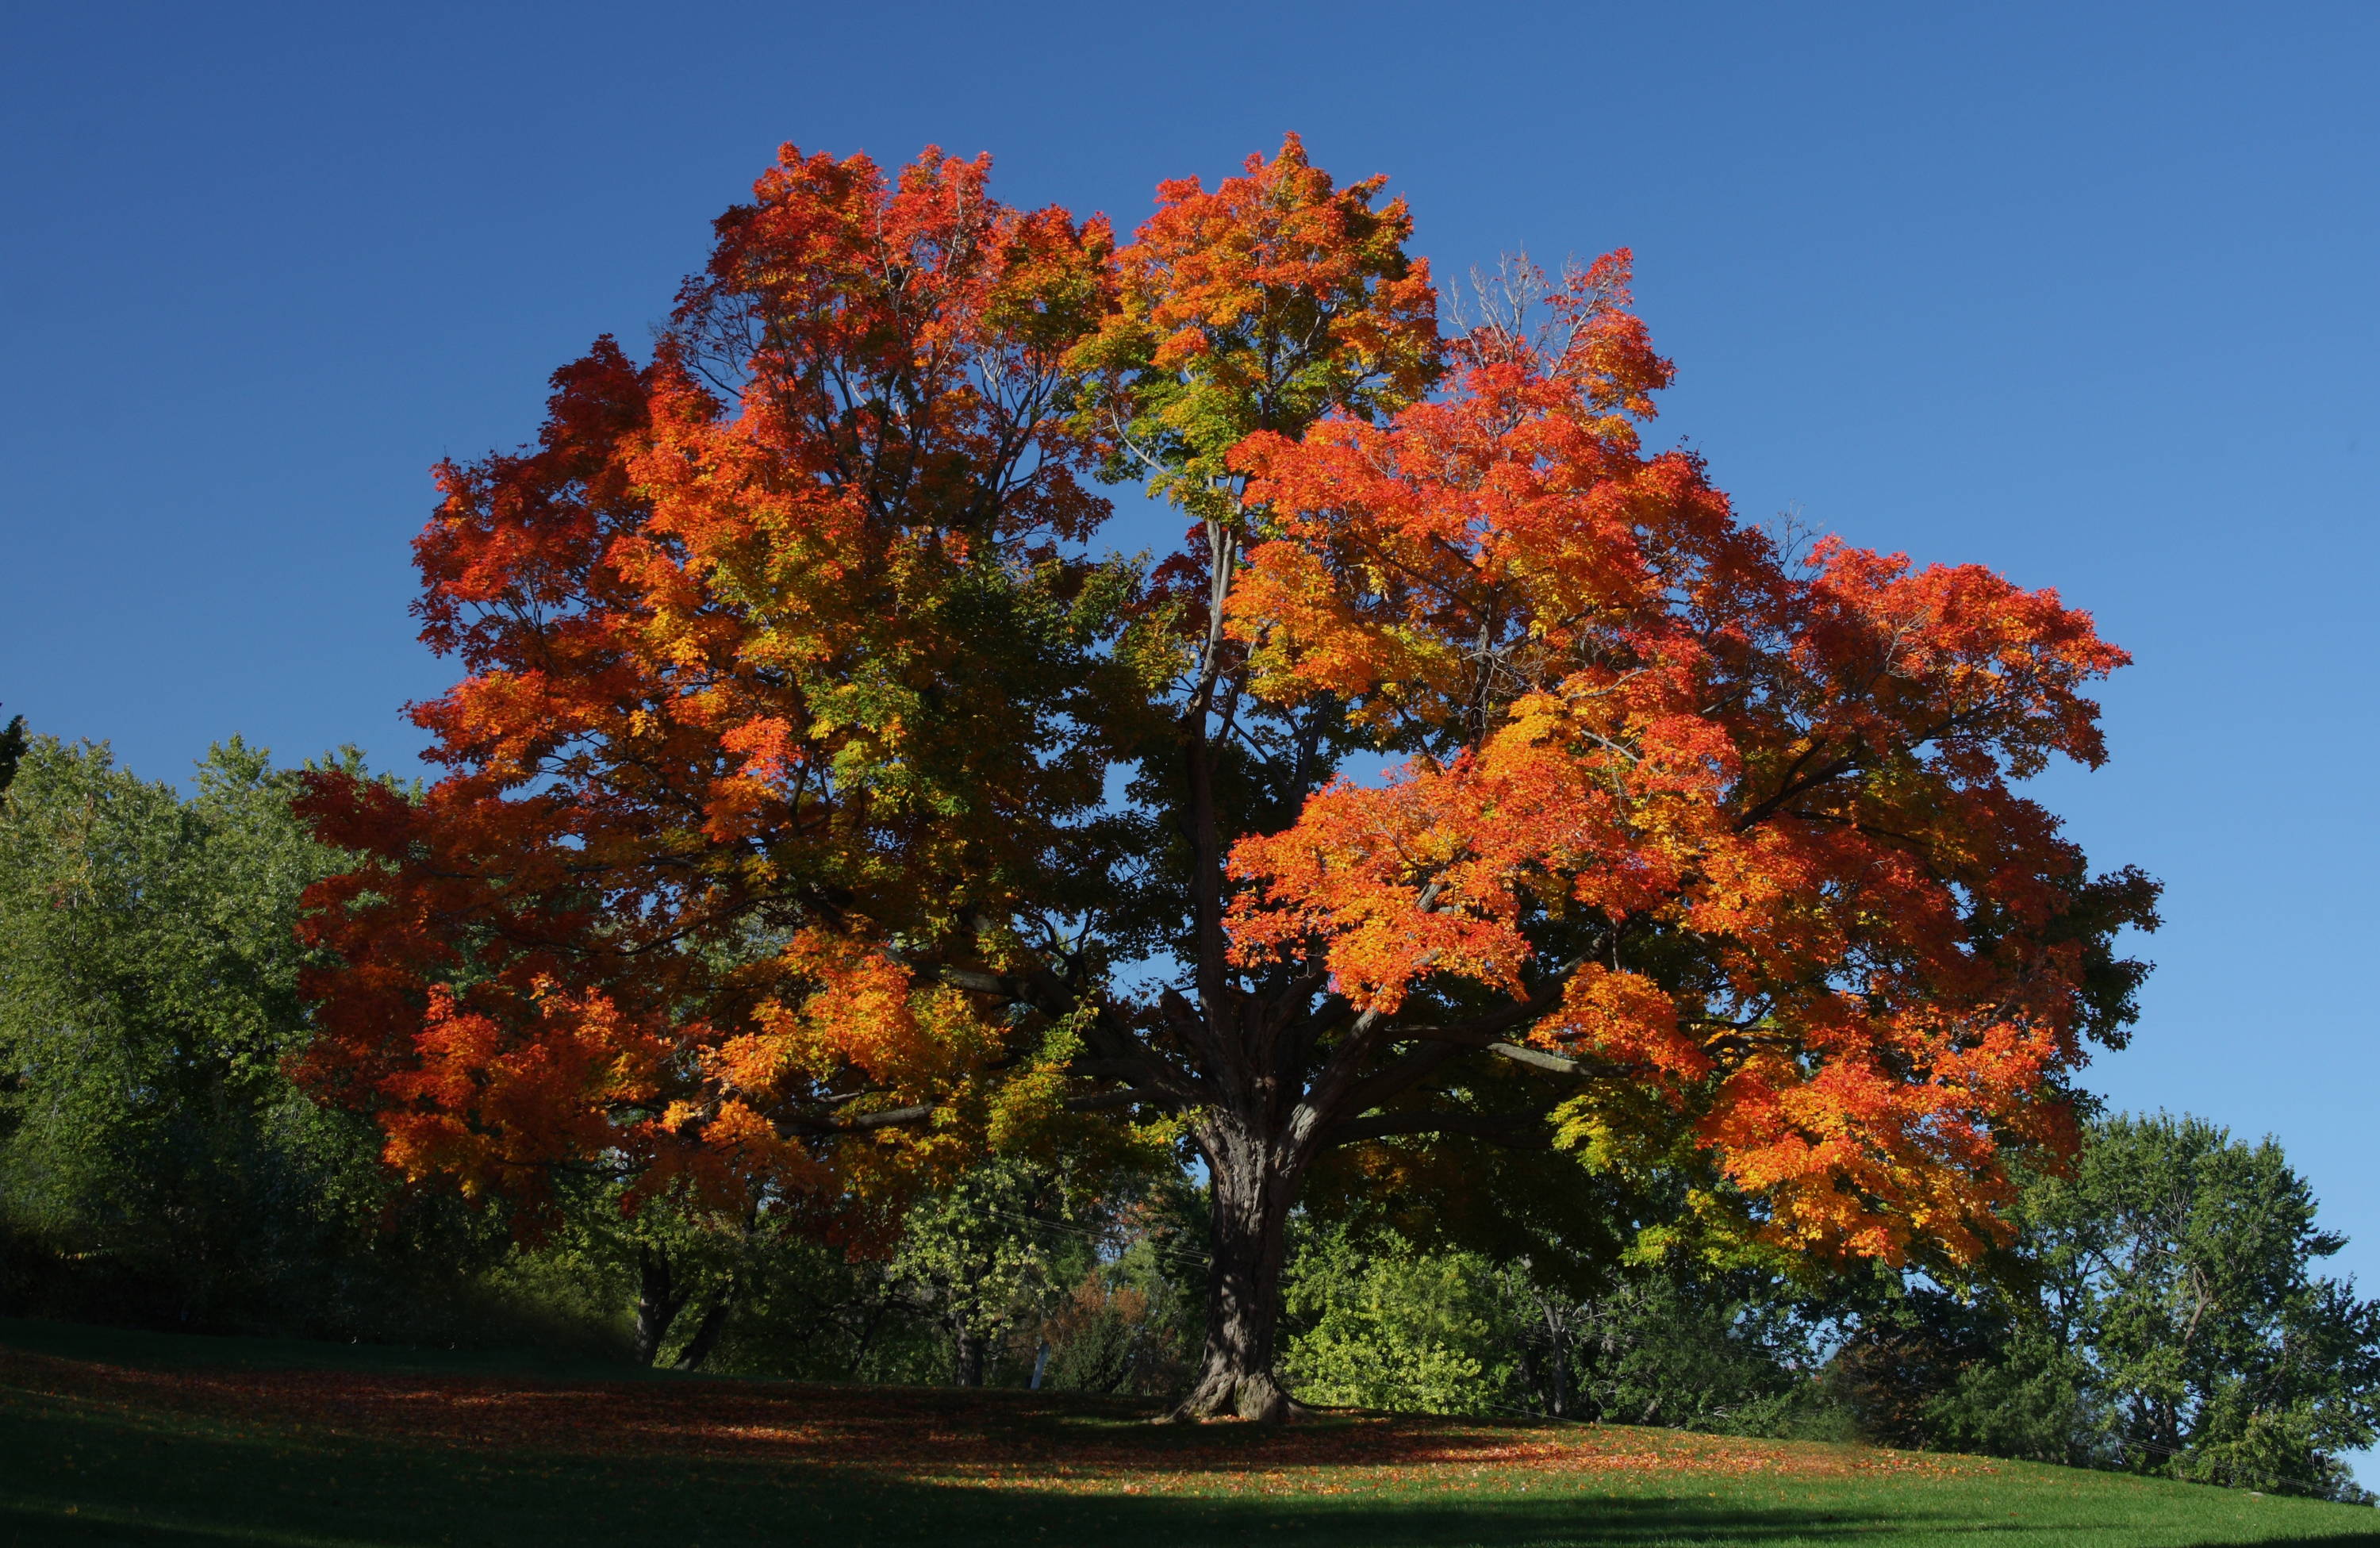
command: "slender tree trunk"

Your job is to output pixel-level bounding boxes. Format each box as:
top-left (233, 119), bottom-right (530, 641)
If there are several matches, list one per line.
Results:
top-left (846, 1290), bottom-right (892, 1381)
top-left (953, 1323), bottom-right (987, 1388)
top-left (1545, 1300), bottom-right (1570, 1419)
top-left (671, 1281), bottom-right (736, 1371)
top-left (1174, 1118), bottom-right (1306, 1421)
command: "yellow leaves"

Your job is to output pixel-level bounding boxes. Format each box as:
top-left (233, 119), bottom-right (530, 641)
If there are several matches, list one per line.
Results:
top-left (698, 1099), bottom-right (801, 1177)
top-left (981, 1009), bottom-right (1096, 1160)
top-left (710, 1029), bottom-right (793, 1097)
top-left (1226, 536), bottom-right (1466, 726)
top-left (1552, 1081), bottom-right (1683, 1181)
top-left (984, 1054), bottom-right (1076, 1159)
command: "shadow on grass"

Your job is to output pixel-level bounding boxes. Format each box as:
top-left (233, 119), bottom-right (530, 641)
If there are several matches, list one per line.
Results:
top-left (6, 1319), bottom-right (2378, 1547)
top-left (0, 1428), bottom-right (1982, 1548)
top-left (5, 1392), bottom-right (2378, 1548)
top-left (0, 1316), bottom-right (654, 1385)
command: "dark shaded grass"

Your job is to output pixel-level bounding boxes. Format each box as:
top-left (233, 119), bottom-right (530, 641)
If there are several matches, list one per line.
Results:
top-left (1, 1319), bottom-right (2374, 1547)
top-left (0, 1315), bottom-right (658, 1381)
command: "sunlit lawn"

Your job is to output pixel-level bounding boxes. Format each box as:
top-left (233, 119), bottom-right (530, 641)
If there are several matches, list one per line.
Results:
top-left (2, 1318), bottom-right (2374, 1546)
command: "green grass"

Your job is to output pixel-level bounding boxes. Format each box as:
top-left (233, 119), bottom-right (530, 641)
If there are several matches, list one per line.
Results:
top-left (1, 1318), bottom-right (2374, 1546)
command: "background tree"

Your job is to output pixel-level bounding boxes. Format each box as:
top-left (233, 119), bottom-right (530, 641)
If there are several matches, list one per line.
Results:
top-left (1264, 1112), bottom-right (2380, 1504)
top-left (509, 1177), bottom-right (767, 1369)
top-left (1275, 1211), bottom-right (1841, 1431)
top-left (1937, 1114), bottom-right (2380, 1499)
top-left (296, 136), bottom-right (2155, 1422)
top-left (0, 736), bottom-right (508, 1337)
top-left (1031, 1188), bottom-right (1204, 1396)
top-left (1277, 1221), bottom-right (1529, 1417)
top-left (883, 1161), bottom-right (1069, 1387)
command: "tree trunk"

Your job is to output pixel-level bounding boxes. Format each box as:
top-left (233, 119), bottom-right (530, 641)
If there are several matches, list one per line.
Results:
top-left (1173, 1120), bottom-right (1306, 1421)
top-left (953, 1323), bottom-right (987, 1388)
top-left (671, 1281), bottom-right (736, 1371)
top-left (633, 1246), bottom-right (689, 1366)
top-left (1546, 1302), bottom-right (1569, 1419)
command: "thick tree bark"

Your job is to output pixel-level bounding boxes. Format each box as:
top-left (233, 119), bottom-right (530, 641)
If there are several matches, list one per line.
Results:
top-left (633, 1246), bottom-right (689, 1367)
top-left (1107, 532), bottom-right (1568, 1420)
top-left (1173, 1116), bottom-right (1307, 1421)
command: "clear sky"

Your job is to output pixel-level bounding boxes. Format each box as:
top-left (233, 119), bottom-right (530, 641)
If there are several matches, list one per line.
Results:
top-left (5, 0), bottom-right (2376, 1348)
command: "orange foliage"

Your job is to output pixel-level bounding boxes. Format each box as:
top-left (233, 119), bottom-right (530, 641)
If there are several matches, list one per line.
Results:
top-left (1069, 133), bottom-right (1439, 525)
top-left (1221, 254), bottom-right (2151, 1264)
top-left (294, 144), bottom-right (1118, 1233)
top-left (297, 138), bottom-right (2150, 1280)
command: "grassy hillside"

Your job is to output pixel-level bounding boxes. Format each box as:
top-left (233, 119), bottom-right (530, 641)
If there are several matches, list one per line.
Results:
top-left (1, 1318), bottom-right (2374, 1546)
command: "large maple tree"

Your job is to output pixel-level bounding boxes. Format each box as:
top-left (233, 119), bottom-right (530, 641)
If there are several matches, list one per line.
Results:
top-left (298, 136), bottom-right (2154, 1418)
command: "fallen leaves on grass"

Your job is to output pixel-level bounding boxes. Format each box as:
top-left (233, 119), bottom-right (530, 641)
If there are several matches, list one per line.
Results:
top-left (0, 1346), bottom-right (1991, 1500)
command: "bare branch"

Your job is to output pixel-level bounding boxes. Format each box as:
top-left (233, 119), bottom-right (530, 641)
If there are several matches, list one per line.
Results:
top-left (1324, 1108), bottom-right (1553, 1148)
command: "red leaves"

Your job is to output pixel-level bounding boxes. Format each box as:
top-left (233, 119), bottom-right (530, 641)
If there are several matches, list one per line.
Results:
top-left (1798, 539), bottom-right (2127, 778)
top-left (1225, 255), bottom-right (1749, 739)
top-left (378, 982), bottom-right (674, 1201)
top-left (413, 336), bottom-right (653, 671)
top-left (685, 144), bottom-right (1115, 548)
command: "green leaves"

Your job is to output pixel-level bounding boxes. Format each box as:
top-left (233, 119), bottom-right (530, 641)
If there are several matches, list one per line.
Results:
top-left (0, 735), bottom-right (497, 1335)
top-left (1864, 1113), bottom-right (2380, 1500)
top-left (1276, 1220), bottom-right (1837, 1432)
top-left (2025, 1114), bottom-right (2380, 1498)
top-left (1280, 1223), bottom-right (1518, 1415)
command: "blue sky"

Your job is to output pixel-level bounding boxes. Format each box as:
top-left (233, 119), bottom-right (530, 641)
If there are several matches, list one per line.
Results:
top-left (5, 0), bottom-right (2376, 1343)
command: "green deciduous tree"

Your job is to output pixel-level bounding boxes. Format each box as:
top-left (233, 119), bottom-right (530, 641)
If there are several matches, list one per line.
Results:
top-left (1836, 1113), bottom-right (2380, 1501)
top-left (885, 1162), bottom-right (1069, 1388)
top-left (2025, 1115), bottom-right (2380, 1497)
top-left (1280, 1223), bottom-right (1520, 1415)
top-left (0, 736), bottom-right (501, 1335)
top-left (1276, 1217), bottom-right (1841, 1432)
top-left (1266, 1112), bottom-right (2380, 1504)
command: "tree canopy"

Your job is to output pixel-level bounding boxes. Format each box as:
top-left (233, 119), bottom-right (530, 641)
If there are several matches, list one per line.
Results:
top-left (294, 136), bottom-right (2155, 1417)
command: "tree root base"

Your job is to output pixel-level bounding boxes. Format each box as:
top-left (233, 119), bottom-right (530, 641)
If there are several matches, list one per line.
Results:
top-left (1166, 1371), bottom-right (1309, 1424)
